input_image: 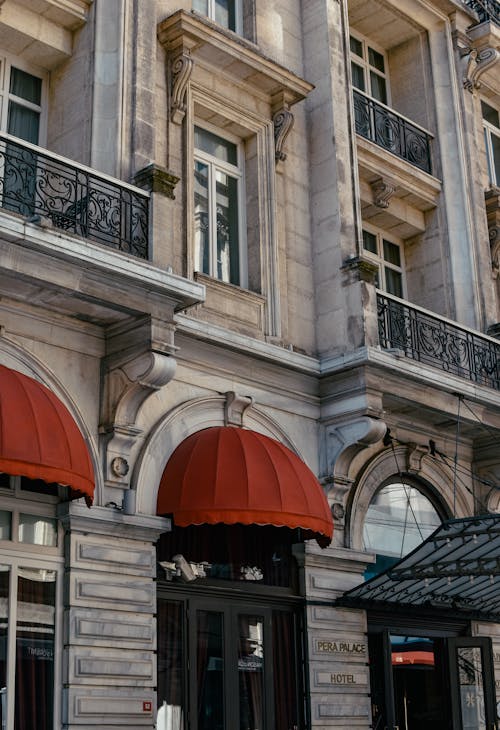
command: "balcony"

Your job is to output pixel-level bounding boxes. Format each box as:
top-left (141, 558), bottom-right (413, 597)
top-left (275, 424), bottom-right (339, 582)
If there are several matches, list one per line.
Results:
top-left (0, 133), bottom-right (149, 259)
top-left (464, 0), bottom-right (500, 25)
top-left (377, 293), bottom-right (500, 390)
top-left (353, 90), bottom-right (432, 174)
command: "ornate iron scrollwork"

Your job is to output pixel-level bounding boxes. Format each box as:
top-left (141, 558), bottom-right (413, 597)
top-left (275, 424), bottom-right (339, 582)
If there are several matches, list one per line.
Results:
top-left (353, 90), bottom-right (432, 174)
top-left (0, 136), bottom-right (149, 258)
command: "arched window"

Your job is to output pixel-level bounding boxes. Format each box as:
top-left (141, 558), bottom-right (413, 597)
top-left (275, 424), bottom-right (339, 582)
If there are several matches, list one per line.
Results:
top-left (363, 480), bottom-right (443, 577)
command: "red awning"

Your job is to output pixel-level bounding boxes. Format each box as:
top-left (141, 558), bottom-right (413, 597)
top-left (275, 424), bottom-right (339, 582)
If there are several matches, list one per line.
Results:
top-left (157, 426), bottom-right (333, 547)
top-left (0, 364), bottom-right (95, 505)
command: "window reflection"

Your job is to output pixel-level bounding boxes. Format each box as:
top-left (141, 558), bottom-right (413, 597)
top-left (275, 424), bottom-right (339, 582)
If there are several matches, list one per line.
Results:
top-left (18, 514), bottom-right (57, 547)
top-left (363, 482), bottom-right (441, 558)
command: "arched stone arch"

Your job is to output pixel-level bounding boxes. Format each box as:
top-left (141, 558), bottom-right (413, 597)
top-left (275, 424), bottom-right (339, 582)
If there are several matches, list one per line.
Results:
top-left (346, 444), bottom-right (471, 551)
top-left (0, 336), bottom-right (102, 504)
top-left (134, 393), bottom-right (307, 516)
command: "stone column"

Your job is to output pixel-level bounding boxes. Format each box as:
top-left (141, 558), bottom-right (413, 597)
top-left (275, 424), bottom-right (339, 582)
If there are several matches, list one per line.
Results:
top-left (58, 503), bottom-right (169, 728)
top-left (296, 542), bottom-right (374, 729)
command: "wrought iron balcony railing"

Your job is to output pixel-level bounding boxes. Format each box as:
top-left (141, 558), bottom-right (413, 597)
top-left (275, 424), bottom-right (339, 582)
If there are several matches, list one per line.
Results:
top-left (377, 293), bottom-right (500, 390)
top-left (353, 89), bottom-right (433, 174)
top-left (464, 0), bottom-right (500, 25)
top-left (0, 133), bottom-right (149, 258)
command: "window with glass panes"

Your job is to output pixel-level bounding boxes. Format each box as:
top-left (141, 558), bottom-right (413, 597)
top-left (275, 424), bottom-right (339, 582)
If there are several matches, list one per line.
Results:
top-left (482, 100), bottom-right (500, 187)
top-left (192, 0), bottom-right (241, 33)
top-left (0, 60), bottom-right (43, 144)
top-left (362, 229), bottom-right (405, 297)
top-left (0, 476), bottom-right (62, 730)
top-left (194, 125), bottom-right (245, 287)
top-left (350, 34), bottom-right (389, 105)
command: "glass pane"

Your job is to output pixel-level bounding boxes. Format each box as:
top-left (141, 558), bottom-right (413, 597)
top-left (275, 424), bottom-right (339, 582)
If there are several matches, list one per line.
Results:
top-left (481, 101), bottom-right (499, 128)
top-left (215, 171), bottom-right (239, 285)
top-left (194, 127), bottom-right (237, 165)
top-left (385, 267), bottom-right (403, 298)
top-left (7, 102), bottom-right (40, 144)
top-left (215, 0), bottom-right (236, 31)
top-left (363, 483), bottom-right (441, 558)
top-left (0, 566), bottom-right (8, 730)
top-left (0, 511), bottom-right (11, 540)
top-left (368, 46), bottom-right (385, 73)
top-left (392, 636), bottom-right (448, 728)
top-left (10, 68), bottom-right (42, 106)
top-left (351, 62), bottom-right (365, 92)
top-left (273, 611), bottom-right (303, 730)
top-left (370, 72), bottom-right (387, 104)
top-left (18, 515), bottom-right (57, 547)
top-left (194, 161), bottom-right (210, 275)
top-left (362, 229), bottom-right (378, 254)
top-left (197, 611), bottom-right (224, 730)
top-left (491, 130), bottom-right (500, 185)
top-left (157, 601), bottom-right (184, 730)
top-left (238, 615), bottom-right (263, 730)
top-left (15, 568), bottom-right (56, 730)
top-left (457, 647), bottom-right (487, 730)
top-left (383, 239), bottom-right (401, 266)
top-left (192, 0), bottom-right (209, 15)
top-left (350, 36), bottom-right (363, 57)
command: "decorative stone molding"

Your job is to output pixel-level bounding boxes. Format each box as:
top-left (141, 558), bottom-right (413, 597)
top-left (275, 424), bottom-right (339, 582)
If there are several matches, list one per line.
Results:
top-left (321, 417), bottom-right (387, 489)
top-left (341, 255), bottom-right (379, 285)
top-left (407, 443), bottom-right (430, 474)
top-left (370, 177), bottom-right (396, 209)
top-left (133, 163), bottom-right (180, 199)
top-left (485, 187), bottom-right (500, 277)
top-left (463, 46), bottom-right (500, 91)
top-left (224, 391), bottom-right (254, 427)
top-left (170, 50), bottom-right (194, 124)
top-left (273, 106), bottom-right (294, 162)
top-left (101, 316), bottom-right (178, 489)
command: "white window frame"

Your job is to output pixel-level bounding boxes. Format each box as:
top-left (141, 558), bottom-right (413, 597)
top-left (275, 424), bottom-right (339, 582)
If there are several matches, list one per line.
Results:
top-left (481, 99), bottom-right (500, 187)
top-left (0, 485), bottom-right (63, 730)
top-left (193, 122), bottom-right (247, 288)
top-left (192, 0), bottom-right (243, 34)
top-left (350, 31), bottom-right (391, 105)
top-left (0, 53), bottom-right (48, 146)
top-left (362, 225), bottom-right (406, 298)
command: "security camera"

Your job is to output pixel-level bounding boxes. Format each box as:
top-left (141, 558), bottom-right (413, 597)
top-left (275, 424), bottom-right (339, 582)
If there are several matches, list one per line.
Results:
top-left (172, 554), bottom-right (197, 582)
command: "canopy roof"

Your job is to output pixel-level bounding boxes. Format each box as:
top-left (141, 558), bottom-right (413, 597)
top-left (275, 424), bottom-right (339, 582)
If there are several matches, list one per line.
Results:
top-left (0, 364), bottom-right (94, 504)
top-left (157, 426), bottom-right (333, 547)
top-left (340, 514), bottom-right (500, 621)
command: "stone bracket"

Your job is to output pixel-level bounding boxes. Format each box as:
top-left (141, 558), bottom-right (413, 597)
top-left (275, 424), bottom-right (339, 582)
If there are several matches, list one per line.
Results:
top-left (463, 46), bottom-right (500, 91)
top-left (133, 163), bottom-right (180, 199)
top-left (170, 49), bottom-right (193, 124)
top-left (341, 255), bottom-right (379, 285)
top-left (101, 316), bottom-right (178, 488)
top-left (273, 107), bottom-right (294, 162)
top-left (371, 176), bottom-right (396, 209)
top-left (224, 391), bottom-right (254, 426)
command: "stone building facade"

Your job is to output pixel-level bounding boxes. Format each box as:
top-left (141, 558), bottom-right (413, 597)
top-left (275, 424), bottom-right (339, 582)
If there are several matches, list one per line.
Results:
top-left (0, 0), bottom-right (499, 728)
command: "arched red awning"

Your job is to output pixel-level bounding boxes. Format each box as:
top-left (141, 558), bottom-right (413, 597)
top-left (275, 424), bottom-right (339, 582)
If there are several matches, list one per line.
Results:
top-left (0, 364), bottom-right (95, 505)
top-left (157, 426), bottom-right (333, 547)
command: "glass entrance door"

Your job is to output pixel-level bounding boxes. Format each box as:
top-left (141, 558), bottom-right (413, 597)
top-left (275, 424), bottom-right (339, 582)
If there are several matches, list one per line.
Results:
top-left (448, 638), bottom-right (497, 730)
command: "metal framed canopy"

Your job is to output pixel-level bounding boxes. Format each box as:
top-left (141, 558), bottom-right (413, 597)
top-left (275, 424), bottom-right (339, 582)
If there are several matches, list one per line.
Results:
top-left (339, 514), bottom-right (500, 622)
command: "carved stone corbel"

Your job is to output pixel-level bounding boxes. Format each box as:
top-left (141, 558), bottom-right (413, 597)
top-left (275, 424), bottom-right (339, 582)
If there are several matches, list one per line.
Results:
top-left (407, 443), bottom-right (430, 474)
top-left (170, 50), bottom-right (193, 124)
top-left (101, 316), bottom-right (178, 488)
top-left (463, 46), bottom-right (500, 91)
top-left (273, 107), bottom-right (294, 162)
top-left (370, 177), bottom-right (395, 209)
top-left (321, 417), bottom-right (387, 497)
top-left (224, 391), bottom-right (254, 427)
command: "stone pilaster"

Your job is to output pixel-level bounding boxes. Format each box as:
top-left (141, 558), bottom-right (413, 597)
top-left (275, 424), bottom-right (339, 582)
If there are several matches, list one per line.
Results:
top-left (58, 503), bottom-right (169, 728)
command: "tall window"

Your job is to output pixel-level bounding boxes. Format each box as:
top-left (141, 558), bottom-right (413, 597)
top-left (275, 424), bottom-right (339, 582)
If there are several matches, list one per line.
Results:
top-left (192, 0), bottom-right (241, 33)
top-left (194, 125), bottom-right (245, 287)
top-left (350, 33), bottom-right (389, 105)
top-left (0, 476), bottom-right (62, 730)
top-left (362, 228), bottom-right (405, 297)
top-left (482, 100), bottom-right (500, 186)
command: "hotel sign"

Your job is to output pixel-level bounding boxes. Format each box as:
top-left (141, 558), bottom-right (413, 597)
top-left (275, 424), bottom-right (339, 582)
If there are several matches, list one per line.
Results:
top-left (315, 639), bottom-right (367, 656)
